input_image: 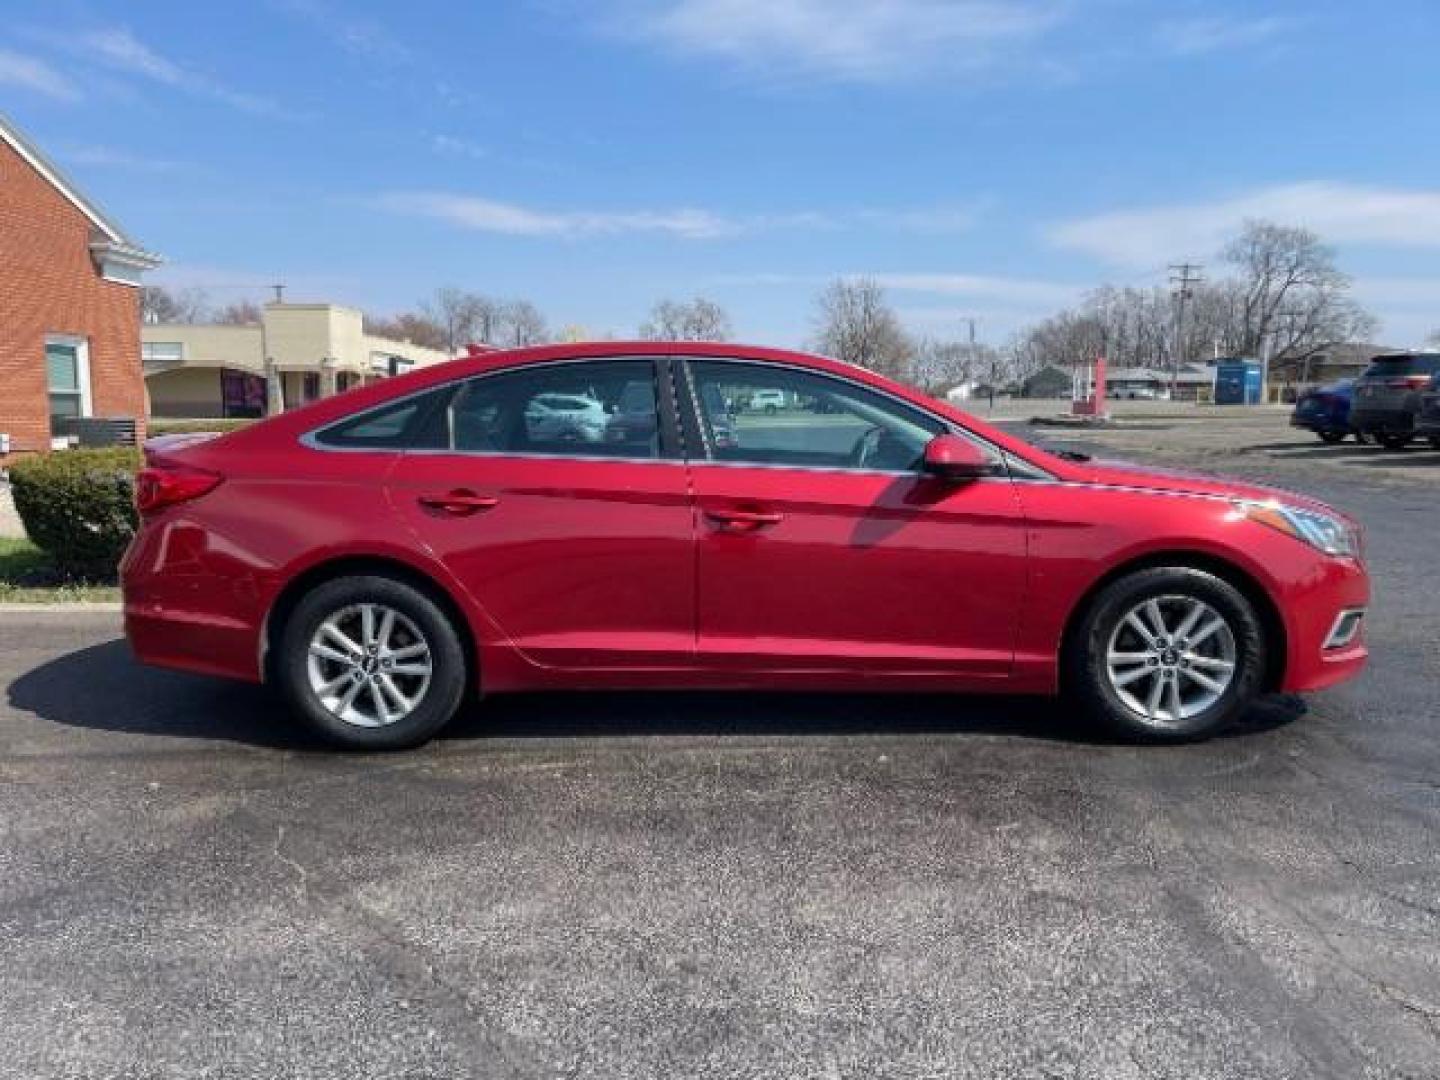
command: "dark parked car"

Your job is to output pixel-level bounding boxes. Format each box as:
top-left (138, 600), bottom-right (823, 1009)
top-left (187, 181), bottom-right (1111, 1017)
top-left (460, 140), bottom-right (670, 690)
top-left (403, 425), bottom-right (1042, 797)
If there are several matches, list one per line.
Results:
top-left (1290, 380), bottom-right (1357, 444)
top-left (1350, 353), bottom-right (1440, 450)
top-left (1413, 376), bottom-right (1440, 448)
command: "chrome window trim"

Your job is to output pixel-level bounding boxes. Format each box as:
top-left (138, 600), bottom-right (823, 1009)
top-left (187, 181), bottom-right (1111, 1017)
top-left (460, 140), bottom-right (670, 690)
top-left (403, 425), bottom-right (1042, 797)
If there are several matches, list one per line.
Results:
top-left (300, 355), bottom-right (674, 460)
top-left (297, 351), bottom-right (1058, 481)
top-left (678, 354), bottom-right (1043, 481)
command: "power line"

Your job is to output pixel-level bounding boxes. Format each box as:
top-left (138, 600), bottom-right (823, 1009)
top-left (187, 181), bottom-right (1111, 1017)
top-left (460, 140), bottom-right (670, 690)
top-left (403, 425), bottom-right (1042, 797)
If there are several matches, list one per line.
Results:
top-left (1169, 263), bottom-right (1204, 396)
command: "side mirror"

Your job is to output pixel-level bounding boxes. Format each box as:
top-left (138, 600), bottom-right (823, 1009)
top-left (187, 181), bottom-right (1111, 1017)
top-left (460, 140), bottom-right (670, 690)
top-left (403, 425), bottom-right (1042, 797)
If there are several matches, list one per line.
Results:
top-left (922, 433), bottom-right (991, 481)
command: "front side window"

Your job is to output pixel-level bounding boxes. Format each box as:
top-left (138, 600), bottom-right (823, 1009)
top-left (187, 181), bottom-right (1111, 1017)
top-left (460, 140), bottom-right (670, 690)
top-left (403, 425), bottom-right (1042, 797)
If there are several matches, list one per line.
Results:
top-left (687, 360), bottom-right (943, 472)
top-left (448, 360), bottom-right (661, 459)
top-left (45, 337), bottom-right (90, 429)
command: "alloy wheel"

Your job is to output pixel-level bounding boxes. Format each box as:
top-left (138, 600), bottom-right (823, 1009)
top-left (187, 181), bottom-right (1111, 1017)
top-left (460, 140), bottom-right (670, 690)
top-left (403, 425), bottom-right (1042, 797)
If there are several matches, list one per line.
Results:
top-left (306, 603), bottom-right (433, 728)
top-left (1105, 594), bottom-right (1238, 727)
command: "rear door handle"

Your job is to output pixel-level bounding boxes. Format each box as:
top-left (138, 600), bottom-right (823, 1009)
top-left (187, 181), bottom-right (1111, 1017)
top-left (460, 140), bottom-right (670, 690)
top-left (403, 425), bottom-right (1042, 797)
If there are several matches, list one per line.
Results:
top-left (705, 507), bottom-right (784, 531)
top-left (418, 489), bottom-right (499, 516)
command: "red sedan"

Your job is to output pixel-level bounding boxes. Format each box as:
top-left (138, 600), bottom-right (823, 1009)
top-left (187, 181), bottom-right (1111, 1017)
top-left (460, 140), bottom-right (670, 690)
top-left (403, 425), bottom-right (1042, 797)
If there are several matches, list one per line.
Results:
top-left (122, 343), bottom-right (1369, 749)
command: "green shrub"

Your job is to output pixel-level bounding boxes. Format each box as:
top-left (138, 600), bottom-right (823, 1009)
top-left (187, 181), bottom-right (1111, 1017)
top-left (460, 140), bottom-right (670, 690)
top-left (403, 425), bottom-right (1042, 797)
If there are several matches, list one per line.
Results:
top-left (149, 418), bottom-right (256, 435)
top-left (9, 448), bottom-right (142, 581)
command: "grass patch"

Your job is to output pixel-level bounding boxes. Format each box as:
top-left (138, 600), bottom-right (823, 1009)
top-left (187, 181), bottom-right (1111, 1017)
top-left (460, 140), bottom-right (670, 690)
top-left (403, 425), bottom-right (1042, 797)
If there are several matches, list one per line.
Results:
top-left (0, 537), bottom-right (120, 603)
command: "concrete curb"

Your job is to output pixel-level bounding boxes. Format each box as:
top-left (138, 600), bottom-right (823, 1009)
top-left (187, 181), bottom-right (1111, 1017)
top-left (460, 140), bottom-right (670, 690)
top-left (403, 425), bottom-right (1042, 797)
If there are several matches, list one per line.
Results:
top-left (0, 602), bottom-right (122, 614)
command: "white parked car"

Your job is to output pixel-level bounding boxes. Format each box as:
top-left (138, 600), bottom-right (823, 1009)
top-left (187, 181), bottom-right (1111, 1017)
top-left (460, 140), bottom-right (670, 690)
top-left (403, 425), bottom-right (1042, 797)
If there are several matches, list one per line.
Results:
top-left (524, 392), bottom-right (607, 442)
top-left (749, 389), bottom-right (787, 414)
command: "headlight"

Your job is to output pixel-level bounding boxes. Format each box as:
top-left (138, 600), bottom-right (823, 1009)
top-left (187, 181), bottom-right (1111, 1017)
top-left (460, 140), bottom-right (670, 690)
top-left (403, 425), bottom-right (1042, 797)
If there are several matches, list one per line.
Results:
top-left (1236, 500), bottom-right (1360, 559)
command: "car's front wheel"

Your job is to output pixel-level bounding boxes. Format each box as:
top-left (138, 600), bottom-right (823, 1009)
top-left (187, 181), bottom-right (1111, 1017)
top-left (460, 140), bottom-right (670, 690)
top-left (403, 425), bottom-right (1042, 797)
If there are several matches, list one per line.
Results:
top-left (276, 575), bottom-right (467, 750)
top-left (1377, 432), bottom-right (1412, 451)
top-left (1067, 567), bottom-right (1267, 741)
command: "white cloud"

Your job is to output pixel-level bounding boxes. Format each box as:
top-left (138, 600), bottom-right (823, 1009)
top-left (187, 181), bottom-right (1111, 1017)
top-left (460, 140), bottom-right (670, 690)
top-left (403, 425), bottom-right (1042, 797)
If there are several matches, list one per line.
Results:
top-left (273, 0), bottom-right (412, 64)
top-left (377, 193), bottom-right (975, 240)
top-left (429, 134), bottom-right (490, 161)
top-left (1156, 16), bottom-right (1295, 56)
top-left (377, 192), bottom-right (741, 239)
top-left (59, 144), bottom-right (186, 173)
top-left (615, 0), bottom-right (1062, 82)
top-left (0, 47), bottom-right (80, 100)
top-left (1049, 182), bottom-right (1440, 266)
top-left (869, 272), bottom-right (1084, 307)
top-left (79, 27), bottom-right (297, 117)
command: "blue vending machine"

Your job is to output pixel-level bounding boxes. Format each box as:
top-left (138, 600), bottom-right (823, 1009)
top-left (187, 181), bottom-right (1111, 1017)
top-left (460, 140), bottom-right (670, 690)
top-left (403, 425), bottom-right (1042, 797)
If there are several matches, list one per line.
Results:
top-left (1214, 359), bottom-right (1262, 405)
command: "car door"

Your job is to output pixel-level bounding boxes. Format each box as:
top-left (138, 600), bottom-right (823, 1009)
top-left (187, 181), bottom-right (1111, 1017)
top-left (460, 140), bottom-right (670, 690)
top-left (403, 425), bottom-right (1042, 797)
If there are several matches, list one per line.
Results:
top-left (383, 357), bottom-right (695, 671)
top-left (680, 358), bottom-right (1028, 680)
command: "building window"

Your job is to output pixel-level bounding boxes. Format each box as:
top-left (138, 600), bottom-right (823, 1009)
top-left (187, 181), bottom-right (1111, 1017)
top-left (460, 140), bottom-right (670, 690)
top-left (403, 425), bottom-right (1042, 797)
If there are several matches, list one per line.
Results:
top-left (45, 335), bottom-right (92, 433)
top-left (141, 341), bottom-right (184, 370)
top-left (303, 373), bottom-right (321, 402)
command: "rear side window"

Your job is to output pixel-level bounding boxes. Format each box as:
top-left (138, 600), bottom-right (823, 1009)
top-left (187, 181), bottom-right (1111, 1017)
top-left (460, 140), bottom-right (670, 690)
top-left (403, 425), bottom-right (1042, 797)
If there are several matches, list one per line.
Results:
top-left (447, 360), bottom-right (663, 458)
top-left (1361, 355), bottom-right (1440, 378)
top-left (312, 387), bottom-right (451, 449)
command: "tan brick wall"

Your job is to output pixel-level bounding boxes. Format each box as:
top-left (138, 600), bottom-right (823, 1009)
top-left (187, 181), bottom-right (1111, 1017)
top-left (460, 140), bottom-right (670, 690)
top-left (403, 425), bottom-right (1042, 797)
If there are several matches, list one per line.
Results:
top-left (0, 137), bottom-right (146, 461)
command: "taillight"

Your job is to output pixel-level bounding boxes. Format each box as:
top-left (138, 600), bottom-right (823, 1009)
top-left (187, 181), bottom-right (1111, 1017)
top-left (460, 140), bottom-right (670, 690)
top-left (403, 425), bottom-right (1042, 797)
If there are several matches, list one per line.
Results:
top-left (135, 465), bottom-right (222, 515)
top-left (1387, 375), bottom-right (1431, 390)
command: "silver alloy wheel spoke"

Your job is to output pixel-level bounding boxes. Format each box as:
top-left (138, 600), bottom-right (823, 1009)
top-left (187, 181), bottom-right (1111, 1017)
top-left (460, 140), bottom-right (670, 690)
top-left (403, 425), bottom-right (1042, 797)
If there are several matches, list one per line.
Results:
top-left (1105, 594), bottom-right (1238, 727)
top-left (306, 603), bottom-right (433, 728)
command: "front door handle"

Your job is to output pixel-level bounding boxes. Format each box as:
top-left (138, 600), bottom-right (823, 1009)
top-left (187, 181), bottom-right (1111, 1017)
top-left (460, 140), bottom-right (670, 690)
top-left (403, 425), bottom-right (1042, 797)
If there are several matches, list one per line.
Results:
top-left (705, 507), bottom-right (784, 532)
top-left (418, 489), bottom-right (499, 516)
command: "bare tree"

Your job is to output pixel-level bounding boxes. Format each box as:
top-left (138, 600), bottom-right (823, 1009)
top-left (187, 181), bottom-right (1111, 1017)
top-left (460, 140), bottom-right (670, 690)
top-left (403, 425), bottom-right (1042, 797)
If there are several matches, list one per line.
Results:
top-left (639, 297), bottom-right (733, 341)
top-left (141, 285), bottom-right (209, 324)
top-left (214, 299), bottom-right (263, 326)
top-left (496, 300), bottom-right (549, 347)
top-left (421, 287), bottom-right (499, 353)
top-left (364, 311), bottom-right (449, 352)
top-left (1223, 220), bottom-right (1375, 360)
top-left (812, 278), bottom-right (913, 380)
top-left (911, 339), bottom-right (974, 393)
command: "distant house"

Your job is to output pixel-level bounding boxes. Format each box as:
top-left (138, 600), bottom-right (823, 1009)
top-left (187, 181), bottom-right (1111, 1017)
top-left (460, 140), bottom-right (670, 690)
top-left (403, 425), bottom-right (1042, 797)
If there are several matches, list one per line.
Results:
top-left (0, 110), bottom-right (161, 459)
top-left (1021, 365), bottom-right (1072, 399)
top-left (1103, 365), bottom-right (1215, 401)
top-left (142, 303), bottom-right (454, 419)
top-left (1271, 343), bottom-right (1402, 389)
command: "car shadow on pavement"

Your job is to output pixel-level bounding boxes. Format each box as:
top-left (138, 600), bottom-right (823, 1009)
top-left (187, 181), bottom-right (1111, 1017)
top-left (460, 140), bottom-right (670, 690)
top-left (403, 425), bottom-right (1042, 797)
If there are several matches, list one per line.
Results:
top-left (9, 639), bottom-right (1306, 750)
top-left (7, 640), bottom-right (299, 749)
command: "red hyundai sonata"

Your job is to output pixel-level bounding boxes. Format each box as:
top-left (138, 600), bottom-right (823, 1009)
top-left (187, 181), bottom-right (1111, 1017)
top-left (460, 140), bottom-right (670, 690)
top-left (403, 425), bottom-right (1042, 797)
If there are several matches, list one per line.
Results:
top-left (122, 343), bottom-right (1369, 749)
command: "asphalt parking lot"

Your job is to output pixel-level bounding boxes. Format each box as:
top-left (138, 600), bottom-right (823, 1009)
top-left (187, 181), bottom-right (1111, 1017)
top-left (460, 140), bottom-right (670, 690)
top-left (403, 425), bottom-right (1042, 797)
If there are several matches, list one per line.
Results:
top-left (1, 414), bottom-right (1438, 1078)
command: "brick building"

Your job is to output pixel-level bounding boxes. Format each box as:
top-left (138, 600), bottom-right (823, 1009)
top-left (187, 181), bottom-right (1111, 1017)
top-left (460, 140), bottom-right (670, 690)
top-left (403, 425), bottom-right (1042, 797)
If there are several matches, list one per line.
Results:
top-left (1, 110), bottom-right (160, 460)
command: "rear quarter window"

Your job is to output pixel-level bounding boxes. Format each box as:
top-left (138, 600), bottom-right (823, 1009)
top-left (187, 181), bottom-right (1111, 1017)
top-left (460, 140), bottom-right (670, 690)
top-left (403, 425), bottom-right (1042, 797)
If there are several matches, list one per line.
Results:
top-left (1361, 355), bottom-right (1440, 378)
top-left (311, 386), bottom-right (452, 449)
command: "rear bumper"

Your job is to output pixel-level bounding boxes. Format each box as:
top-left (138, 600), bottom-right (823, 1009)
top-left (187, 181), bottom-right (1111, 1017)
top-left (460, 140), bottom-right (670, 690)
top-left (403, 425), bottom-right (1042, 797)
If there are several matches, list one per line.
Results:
top-left (1350, 407), bottom-right (1415, 434)
top-left (119, 521), bottom-right (267, 683)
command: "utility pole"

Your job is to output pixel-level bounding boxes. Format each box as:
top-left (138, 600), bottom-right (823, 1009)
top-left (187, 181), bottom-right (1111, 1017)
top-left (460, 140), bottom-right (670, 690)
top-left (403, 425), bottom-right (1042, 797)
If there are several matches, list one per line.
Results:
top-left (271, 283), bottom-right (286, 303)
top-left (1169, 263), bottom-right (1203, 398)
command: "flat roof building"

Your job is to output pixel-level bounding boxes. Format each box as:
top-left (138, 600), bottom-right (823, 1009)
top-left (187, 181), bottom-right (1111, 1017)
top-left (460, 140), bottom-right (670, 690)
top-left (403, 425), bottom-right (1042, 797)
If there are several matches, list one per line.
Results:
top-left (142, 303), bottom-right (454, 418)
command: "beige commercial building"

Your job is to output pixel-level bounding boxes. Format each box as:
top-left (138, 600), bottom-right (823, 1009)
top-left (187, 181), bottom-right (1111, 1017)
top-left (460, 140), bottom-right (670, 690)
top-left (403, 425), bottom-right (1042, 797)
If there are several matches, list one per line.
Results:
top-left (142, 302), bottom-right (453, 419)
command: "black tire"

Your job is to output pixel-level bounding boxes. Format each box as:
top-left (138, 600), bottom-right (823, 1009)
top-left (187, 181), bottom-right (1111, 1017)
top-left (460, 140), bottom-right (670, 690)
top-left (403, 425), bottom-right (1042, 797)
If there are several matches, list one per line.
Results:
top-left (275, 574), bottom-right (468, 750)
top-left (1065, 567), bottom-right (1267, 742)
top-left (1378, 432), bottom-right (1412, 451)
top-left (1429, 437), bottom-right (1440, 451)
top-left (1318, 430), bottom-right (1346, 444)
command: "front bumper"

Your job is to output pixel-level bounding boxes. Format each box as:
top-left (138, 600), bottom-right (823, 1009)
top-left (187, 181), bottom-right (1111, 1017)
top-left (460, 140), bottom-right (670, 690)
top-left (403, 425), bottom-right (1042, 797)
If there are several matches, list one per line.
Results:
top-left (1278, 555), bottom-right (1370, 694)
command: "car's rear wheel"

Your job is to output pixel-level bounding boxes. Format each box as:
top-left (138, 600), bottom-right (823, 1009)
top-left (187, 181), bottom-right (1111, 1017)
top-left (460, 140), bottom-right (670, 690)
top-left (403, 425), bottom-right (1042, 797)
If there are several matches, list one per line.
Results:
top-left (276, 575), bottom-right (467, 750)
top-left (1378, 432), bottom-right (1412, 451)
top-left (1067, 567), bottom-right (1266, 741)
top-left (1318, 430), bottom-right (1346, 444)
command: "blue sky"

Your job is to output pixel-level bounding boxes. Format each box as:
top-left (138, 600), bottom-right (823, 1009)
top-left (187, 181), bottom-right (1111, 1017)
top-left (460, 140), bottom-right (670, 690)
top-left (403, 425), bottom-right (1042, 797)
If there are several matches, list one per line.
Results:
top-left (3, 0), bottom-right (1438, 346)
